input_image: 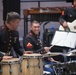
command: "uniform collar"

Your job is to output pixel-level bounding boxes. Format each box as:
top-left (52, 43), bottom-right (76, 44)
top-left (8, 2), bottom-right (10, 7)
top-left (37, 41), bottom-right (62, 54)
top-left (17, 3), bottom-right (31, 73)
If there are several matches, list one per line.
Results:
top-left (5, 25), bottom-right (11, 32)
top-left (5, 25), bottom-right (16, 32)
top-left (30, 30), bottom-right (39, 38)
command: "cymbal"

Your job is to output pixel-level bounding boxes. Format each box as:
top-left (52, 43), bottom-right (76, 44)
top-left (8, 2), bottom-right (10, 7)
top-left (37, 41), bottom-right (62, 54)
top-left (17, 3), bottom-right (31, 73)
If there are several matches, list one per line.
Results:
top-left (64, 53), bottom-right (76, 56)
top-left (68, 49), bottom-right (76, 53)
top-left (42, 52), bottom-right (62, 57)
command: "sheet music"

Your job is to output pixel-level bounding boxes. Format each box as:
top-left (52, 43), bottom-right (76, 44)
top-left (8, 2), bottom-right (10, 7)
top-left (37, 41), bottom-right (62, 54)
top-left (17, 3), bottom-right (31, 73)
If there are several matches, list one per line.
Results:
top-left (63, 32), bottom-right (76, 48)
top-left (51, 31), bottom-right (76, 48)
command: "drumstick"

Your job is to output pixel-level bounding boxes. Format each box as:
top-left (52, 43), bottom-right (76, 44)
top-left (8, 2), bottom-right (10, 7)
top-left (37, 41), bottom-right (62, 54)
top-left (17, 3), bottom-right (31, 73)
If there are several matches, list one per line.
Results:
top-left (49, 39), bottom-right (62, 49)
top-left (49, 45), bottom-right (54, 49)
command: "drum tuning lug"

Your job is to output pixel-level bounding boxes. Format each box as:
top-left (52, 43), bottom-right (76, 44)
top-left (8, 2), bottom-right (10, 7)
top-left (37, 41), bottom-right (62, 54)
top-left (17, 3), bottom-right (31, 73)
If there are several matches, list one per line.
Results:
top-left (10, 69), bottom-right (12, 74)
top-left (27, 64), bottom-right (29, 68)
top-left (20, 68), bottom-right (22, 73)
top-left (26, 58), bottom-right (29, 68)
top-left (19, 61), bottom-right (22, 73)
top-left (38, 57), bottom-right (40, 68)
top-left (38, 63), bottom-right (40, 68)
top-left (9, 63), bottom-right (12, 74)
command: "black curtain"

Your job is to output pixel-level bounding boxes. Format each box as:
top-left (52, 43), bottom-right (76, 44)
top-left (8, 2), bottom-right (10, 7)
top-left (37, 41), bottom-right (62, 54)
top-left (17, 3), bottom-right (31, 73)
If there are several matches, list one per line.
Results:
top-left (66, 0), bottom-right (73, 2)
top-left (3, 0), bottom-right (20, 23)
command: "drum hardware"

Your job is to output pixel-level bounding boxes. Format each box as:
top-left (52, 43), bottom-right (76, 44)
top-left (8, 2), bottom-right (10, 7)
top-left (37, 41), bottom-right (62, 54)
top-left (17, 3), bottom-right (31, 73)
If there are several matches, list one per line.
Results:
top-left (52, 66), bottom-right (57, 75)
top-left (38, 57), bottom-right (40, 68)
top-left (65, 61), bottom-right (76, 75)
top-left (68, 49), bottom-right (76, 54)
top-left (26, 58), bottom-right (30, 68)
top-left (26, 57), bottom-right (40, 68)
top-left (23, 55), bottom-right (43, 68)
top-left (52, 61), bottom-right (76, 75)
top-left (18, 61), bottom-right (22, 73)
top-left (9, 62), bottom-right (12, 74)
top-left (51, 62), bottom-right (68, 75)
top-left (64, 52), bottom-right (76, 56)
top-left (1, 62), bottom-right (13, 74)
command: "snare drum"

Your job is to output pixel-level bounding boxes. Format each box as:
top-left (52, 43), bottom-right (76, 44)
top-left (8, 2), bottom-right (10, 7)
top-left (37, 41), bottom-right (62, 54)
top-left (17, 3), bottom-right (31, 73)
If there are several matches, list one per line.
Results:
top-left (22, 54), bottom-right (43, 75)
top-left (0, 58), bottom-right (21, 75)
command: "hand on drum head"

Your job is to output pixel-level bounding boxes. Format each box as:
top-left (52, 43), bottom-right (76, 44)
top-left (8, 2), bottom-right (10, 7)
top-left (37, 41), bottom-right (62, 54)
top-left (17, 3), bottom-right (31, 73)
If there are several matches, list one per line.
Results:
top-left (3, 56), bottom-right (12, 60)
top-left (23, 51), bottom-right (33, 54)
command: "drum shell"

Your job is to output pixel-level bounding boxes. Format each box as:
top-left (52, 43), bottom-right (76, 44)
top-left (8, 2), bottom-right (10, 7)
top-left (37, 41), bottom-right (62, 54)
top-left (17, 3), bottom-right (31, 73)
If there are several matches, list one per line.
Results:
top-left (22, 54), bottom-right (43, 75)
top-left (0, 58), bottom-right (21, 75)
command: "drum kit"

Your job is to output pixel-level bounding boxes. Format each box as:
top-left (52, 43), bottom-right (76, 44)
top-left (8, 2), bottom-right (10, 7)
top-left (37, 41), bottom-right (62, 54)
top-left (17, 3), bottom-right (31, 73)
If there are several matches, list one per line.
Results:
top-left (0, 49), bottom-right (76, 75)
top-left (50, 49), bottom-right (76, 75)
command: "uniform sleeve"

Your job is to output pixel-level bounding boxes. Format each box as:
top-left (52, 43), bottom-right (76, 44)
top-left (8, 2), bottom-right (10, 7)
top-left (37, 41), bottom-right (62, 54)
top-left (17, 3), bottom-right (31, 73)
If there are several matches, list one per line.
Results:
top-left (13, 33), bottom-right (25, 56)
top-left (59, 8), bottom-right (67, 24)
top-left (23, 36), bottom-right (34, 51)
top-left (23, 36), bottom-right (44, 53)
top-left (0, 52), bottom-right (4, 61)
top-left (0, 52), bottom-right (4, 57)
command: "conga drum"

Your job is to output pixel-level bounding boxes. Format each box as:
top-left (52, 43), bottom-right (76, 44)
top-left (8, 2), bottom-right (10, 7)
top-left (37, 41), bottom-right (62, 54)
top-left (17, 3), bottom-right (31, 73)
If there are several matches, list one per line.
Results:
top-left (0, 58), bottom-right (22, 75)
top-left (22, 54), bottom-right (43, 75)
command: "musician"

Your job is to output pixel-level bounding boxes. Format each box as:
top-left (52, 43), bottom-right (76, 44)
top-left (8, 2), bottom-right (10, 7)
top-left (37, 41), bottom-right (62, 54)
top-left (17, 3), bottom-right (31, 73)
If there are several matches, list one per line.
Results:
top-left (0, 12), bottom-right (32, 60)
top-left (59, 0), bottom-right (76, 61)
top-left (59, 0), bottom-right (76, 31)
top-left (23, 20), bottom-right (56, 75)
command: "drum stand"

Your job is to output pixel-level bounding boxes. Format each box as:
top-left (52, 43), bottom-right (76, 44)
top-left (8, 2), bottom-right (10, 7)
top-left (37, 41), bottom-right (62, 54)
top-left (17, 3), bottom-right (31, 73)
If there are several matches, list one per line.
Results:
top-left (52, 62), bottom-right (68, 75)
top-left (52, 65), bottom-right (57, 75)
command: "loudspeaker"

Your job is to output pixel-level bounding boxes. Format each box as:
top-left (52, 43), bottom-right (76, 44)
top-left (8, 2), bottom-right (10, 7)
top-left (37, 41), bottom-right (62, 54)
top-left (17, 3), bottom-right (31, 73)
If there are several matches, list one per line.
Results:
top-left (3, 0), bottom-right (20, 22)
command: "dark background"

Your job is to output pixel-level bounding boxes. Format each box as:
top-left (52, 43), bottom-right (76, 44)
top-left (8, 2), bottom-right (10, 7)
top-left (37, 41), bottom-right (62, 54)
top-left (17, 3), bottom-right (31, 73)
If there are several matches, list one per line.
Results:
top-left (2, 0), bottom-right (73, 23)
top-left (3, 0), bottom-right (20, 23)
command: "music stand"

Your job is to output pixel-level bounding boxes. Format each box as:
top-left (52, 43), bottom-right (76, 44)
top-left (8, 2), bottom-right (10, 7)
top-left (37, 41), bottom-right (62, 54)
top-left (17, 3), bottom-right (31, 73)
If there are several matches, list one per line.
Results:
top-left (51, 30), bottom-right (76, 49)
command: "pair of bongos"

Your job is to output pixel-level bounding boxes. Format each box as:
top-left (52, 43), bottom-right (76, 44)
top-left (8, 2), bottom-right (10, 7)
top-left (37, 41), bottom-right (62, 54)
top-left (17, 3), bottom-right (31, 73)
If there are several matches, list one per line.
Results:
top-left (0, 54), bottom-right (43, 75)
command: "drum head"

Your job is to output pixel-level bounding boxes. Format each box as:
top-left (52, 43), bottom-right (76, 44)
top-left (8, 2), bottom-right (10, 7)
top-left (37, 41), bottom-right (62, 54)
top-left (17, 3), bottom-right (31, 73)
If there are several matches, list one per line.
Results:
top-left (2, 58), bottom-right (19, 63)
top-left (23, 53), bottom-right (41, 56)
top-left (23, 53), bottom-right (42, 58)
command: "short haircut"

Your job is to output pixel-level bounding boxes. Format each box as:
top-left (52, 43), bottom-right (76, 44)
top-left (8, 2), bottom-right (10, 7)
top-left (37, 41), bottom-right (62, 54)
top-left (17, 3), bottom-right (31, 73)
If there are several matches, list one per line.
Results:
top-left (31, 20), bottom-right (40, 26)
top-left (6, 12), bottom-right (20, 23)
